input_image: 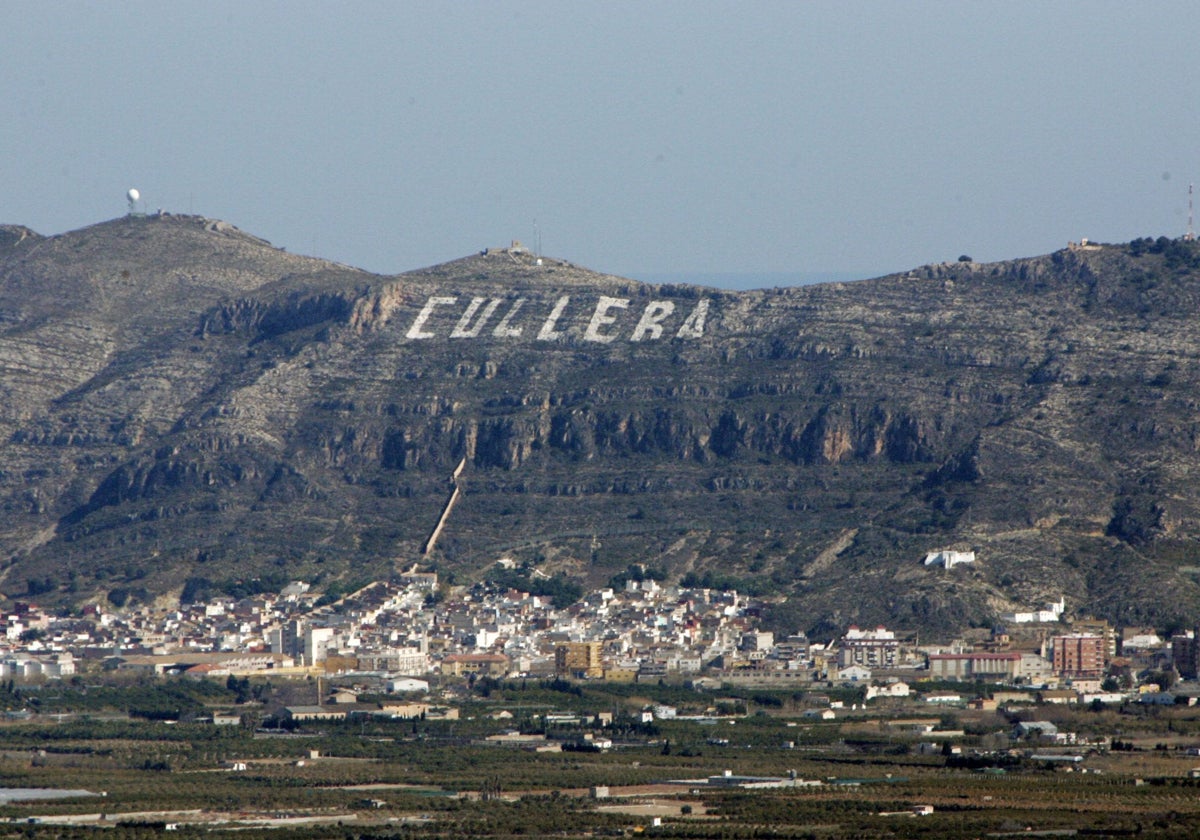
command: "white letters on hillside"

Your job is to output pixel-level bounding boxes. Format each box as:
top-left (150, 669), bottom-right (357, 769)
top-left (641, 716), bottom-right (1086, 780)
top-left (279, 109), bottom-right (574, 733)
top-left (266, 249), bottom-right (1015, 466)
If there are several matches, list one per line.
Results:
top-left (535, 296), bottom-right (571, 342)
top-left (491, 298), bottom-right (526, 338)
top-left (583, 296), bottom-right (629, 343)
top-left (630, 301), bottom-right (675, 342)
top-left (675, 299), bottom-right (709, 339)
top-left (402, 294), bottom-right (711, 342)
top-left (450, 298), bottom-right (502, 338)
top-left (406, 296), bottom-right (458, 339)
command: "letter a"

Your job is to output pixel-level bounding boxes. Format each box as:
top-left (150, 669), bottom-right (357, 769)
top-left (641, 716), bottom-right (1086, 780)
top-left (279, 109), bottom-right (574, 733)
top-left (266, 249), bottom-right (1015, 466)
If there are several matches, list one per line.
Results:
top-left (630, 301), bottom-right (676, 341)
top-left (675, 299), bottom-right (709, 339)
top-left (406, 296), bottom-right (458, 339)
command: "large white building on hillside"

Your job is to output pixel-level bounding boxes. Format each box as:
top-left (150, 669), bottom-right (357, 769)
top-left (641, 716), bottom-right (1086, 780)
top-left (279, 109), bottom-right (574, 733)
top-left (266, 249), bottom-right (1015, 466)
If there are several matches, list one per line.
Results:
top-left (923, 550), bottom-right (975, 568)
top-left (1001, 598), bottom-right (1065, 624)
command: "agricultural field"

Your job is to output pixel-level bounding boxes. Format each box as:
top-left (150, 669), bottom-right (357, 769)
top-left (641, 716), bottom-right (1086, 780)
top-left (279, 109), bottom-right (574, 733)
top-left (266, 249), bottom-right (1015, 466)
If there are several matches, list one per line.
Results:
top-left (3, 676), bottom-right (1200, 837)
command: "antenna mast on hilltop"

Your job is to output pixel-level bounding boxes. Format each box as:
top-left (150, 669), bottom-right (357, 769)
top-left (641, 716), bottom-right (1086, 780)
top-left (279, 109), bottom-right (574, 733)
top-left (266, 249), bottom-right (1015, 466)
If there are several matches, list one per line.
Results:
top-left (1187, 183), bottom-right (1196, 242)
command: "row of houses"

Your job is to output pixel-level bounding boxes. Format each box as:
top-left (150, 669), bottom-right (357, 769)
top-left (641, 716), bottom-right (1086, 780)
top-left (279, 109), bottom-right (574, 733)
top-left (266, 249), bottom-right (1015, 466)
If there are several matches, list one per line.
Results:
top-left (0, 572), bottom-right (1193, 694)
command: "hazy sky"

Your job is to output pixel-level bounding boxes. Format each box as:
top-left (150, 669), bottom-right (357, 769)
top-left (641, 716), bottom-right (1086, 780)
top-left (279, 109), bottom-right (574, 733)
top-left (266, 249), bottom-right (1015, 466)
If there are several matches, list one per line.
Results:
top-left (4, 2), bottom-right (1198, 286)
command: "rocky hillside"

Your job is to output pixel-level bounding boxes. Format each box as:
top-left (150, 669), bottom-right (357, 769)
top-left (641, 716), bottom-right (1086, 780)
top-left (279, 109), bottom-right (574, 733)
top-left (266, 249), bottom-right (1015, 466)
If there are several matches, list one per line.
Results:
top-left (4, 214), bottom-right (1200, 637)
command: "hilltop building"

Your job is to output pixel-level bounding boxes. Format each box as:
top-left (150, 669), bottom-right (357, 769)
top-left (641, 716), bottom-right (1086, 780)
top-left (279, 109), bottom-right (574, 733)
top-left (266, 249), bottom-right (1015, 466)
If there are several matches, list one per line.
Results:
top-left (923, 550), bottom-right (975, 569)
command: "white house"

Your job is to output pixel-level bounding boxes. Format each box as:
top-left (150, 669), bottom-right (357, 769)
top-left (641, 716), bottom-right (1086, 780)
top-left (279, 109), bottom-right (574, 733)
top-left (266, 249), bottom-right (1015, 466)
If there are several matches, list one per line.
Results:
top-left (865, 681), bottom-right (911, 701)
top-left (1001, 597), bottom-right (1065, 624)
top-left (923, 550), bottom-right (975, 568)
top-left (837, 664), bottom-right (872, 682)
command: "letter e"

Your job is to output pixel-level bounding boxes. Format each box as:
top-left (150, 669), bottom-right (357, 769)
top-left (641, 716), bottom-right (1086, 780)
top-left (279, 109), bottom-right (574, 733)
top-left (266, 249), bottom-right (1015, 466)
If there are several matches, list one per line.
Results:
top-left (583, 296), bottom-right (630, 343)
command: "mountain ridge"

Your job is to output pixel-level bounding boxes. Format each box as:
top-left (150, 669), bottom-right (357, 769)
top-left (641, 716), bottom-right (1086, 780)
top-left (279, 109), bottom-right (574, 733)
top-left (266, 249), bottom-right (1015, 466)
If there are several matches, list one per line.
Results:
top-left (3, 214), bottom-right (1200, 638)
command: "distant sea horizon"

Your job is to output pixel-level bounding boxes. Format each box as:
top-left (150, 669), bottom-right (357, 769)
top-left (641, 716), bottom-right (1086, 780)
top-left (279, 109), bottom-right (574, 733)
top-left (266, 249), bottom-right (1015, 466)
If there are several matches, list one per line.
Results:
top-left (627, 270), bottom-right (879, 291)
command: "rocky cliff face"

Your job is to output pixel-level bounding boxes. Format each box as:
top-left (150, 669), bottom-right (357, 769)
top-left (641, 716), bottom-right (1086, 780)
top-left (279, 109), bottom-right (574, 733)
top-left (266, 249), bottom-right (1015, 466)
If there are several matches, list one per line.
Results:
top-left (3, 216), bottom-right (1200, 637)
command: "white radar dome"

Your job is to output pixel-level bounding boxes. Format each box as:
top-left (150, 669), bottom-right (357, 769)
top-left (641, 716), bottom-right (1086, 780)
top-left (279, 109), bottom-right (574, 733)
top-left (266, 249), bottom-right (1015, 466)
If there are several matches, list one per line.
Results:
top-left (127, 188), bottom-right (140, 202)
